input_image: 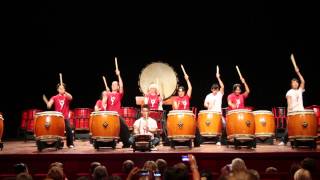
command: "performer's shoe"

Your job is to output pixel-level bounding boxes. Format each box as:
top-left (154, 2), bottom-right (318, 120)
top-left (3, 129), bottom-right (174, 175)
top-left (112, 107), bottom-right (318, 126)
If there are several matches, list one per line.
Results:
top-left (216, 142), bottom-right (221, 146)
top-left (151, 145), bottom-right (158, 151)
top-left (68, 145), bottom-right (74, 148)
top-left (122, 144), bottom-right (131, 148)
top-left (278, 142), bottom-right (286, 146)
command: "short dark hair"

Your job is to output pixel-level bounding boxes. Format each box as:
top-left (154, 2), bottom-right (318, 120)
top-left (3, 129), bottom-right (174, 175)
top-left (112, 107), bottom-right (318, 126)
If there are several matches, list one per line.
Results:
top-left (14, 163), bottom-right (28, 174)
top-left (233, 84), bottom-right (241, 92)
top-left (291, 78), bottom-right (299, 83)
top-left (178, 86), bottom-right (185, 92)
top-left (142, 104), bottom-right (150, 110)
top-left (211, 83), bottom-right (220, 90)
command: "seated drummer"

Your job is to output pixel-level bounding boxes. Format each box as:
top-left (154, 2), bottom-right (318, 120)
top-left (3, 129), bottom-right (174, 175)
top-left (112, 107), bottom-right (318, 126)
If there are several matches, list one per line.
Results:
top-left (129, 105), bottom-right (160, 148)
top-left (204, 68), bottom-right (224, 145)
top-left (279, 60), bottom-right (305, 146)
top-left (144, 83), bottom-right (163, 110)
top-left (95, 69), bottom-right (131, 148)
top-left (172, 75), bottom-right (201, 147)
top-left (227, 77), bottom-right (250, 110)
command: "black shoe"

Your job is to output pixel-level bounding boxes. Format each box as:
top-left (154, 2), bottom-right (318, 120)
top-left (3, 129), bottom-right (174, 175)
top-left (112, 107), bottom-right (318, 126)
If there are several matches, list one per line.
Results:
top-left (194, 144), bottom-right (200, 147)
top-left (122, 144), bottom-right (131, 148)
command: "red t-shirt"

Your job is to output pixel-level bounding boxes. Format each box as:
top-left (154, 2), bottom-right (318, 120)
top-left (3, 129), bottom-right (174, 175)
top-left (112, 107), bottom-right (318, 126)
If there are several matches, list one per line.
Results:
top-left (174, 95), bottom-right (190, 110)
top-left (95, 100), bottom-right (107, 111)
top-left (146, 94), bottom-right (161, 110)
top-left (106, 92), bottom-right (123, 113)
top-left (50, 94), bottom-right (71, 118)
top-left (227, 93), bottom-right (248, 110)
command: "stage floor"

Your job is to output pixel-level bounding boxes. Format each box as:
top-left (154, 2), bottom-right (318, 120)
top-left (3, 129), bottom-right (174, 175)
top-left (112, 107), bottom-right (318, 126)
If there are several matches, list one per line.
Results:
top-left (1, 139), bottom-right (319, 154)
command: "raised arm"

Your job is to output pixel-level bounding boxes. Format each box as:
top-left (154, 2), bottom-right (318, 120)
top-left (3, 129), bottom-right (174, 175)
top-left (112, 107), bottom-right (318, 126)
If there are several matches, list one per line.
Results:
top-left (296, 69), bottom-right (305, 90)
top-left (116, 69), bottom-right (124, 94)
top-left (185, 75), bottom-right (192, 97)
top-left (216, 70), bottom-right (224, 94)
top-left (241, 78), bottom-right (250, 97)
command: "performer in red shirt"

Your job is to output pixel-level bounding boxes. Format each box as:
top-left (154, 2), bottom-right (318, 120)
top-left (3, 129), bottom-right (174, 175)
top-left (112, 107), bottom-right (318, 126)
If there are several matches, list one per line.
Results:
top-left (172, 74), bottom-right (192, 110)
top-left (227, 77), bottom-right (250, 110)
top-left (44, 83), bottom-right (74, 148)
top-left (144, 83), bottom-right (163, 110)
top-left (95, 69), bottom-right (131, 148)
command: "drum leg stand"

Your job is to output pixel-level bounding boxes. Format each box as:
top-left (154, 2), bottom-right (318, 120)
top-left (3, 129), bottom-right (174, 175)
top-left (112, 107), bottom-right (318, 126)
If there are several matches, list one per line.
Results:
top-left (256, 136), bottom-right (274, 145)
top-left (229, 137), bottom-right (256, 149)
top-left (132, 141), bottom-right (151, 152)
top-left (0, 142), bottom-right (3, 150)
top-left (290, 138), bottom-right (317, 149)
top-left (93, 138), bottom-right (117, 150)
top-left (170, 139), bottom-right (193, 149)
top-left (36, 137), bottom-right (64, 152)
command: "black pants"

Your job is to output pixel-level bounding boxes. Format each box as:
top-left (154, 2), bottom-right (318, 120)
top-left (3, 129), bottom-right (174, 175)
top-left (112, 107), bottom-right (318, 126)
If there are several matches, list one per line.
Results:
top-left (65, 119), bottom-right (73, 146)
top-left (119, 116), bottom-right (131, 147)
top-left (281, 128), bottom-right (289, 143)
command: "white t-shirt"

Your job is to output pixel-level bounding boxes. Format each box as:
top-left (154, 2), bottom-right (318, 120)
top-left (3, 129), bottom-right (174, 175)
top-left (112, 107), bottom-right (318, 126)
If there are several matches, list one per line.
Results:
top-left (133, 117), bottom-right (158, 139)
top-left (204, 91), bottom-right (223, 112)
top-left (286, 88), bottom-right (305, 112)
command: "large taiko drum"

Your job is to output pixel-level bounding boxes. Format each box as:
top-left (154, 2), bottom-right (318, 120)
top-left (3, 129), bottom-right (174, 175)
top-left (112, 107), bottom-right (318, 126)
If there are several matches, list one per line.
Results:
top-left (226, 109), bottom-right (255, 139)
top-left (305, 105), bottom-right (320, 128)
top-left (167, 110), bottom-right (196, 140)
top-left (90, 111), bottom-right (120, 140)
top-left (138, 62), bottom-right (178, 100)
top-left (253, 110), bottom-right (275, 138)
top-left (34, 111), bottom-right (65, 139)
top-left (0, 113), bottom-right (3, 141)
top-left (21, 109), bottom-right (42, 132)
top-left (287, 110), bottom-right (318, 139)
top-left (73, 108), bottom-right (93, 131)
top-left (197, 110), bottom-right (222, 137)
top-left (118, 107), bottom-right (138, 130)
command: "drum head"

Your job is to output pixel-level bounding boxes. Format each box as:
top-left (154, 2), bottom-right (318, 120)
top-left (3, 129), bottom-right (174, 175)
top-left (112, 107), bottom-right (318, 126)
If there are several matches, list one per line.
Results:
top-left (139, 62), bottom-right (178, 100)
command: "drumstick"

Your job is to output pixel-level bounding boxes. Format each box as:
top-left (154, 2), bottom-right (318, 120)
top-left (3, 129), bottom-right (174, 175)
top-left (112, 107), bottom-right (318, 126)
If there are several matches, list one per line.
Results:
top-left (43, 94), bottom-right (49, 104)
top-left (290, 53), bottom-right (299, 70)
top-left (102, 76), bottom-right (108, 90)
top-left (181, 64), bottom-right (187, 76)
top-left (59, 73), bottom-right (63, 86)
top-left (236, 65), bottom-right (243, 79)
top-left (216, 65), bottom-right (219, 74)
top-left (115, 57), bottom-right (118, 70)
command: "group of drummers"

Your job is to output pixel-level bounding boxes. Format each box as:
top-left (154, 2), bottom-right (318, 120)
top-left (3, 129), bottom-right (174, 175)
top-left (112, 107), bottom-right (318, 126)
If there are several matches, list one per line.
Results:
top-left (34, 54), bottom-right (318, 150)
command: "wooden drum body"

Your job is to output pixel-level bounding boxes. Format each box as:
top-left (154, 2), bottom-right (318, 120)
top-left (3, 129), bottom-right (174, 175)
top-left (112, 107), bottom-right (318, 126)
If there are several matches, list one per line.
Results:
top-left (34, 111), bottom-right (65, 140)
top-left (253, 110), bottom-right (275, 138)
top-left (287, 110), bottom-right (318, 139)
top-left (197, 110), bottom-right (222, 137)
top-left (90, 111), bottom-right (120, 140)
top-left (167, 110), bottom-right (196, 141)
top-left (226, 109), bottom-right (255, 140)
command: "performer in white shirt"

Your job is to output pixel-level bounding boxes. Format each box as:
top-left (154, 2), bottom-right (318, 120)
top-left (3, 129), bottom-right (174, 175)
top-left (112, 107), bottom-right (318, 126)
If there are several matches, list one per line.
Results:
top-left (279, 55), bottom-right (305, 145)
top-left (204, 66), bottom-right (225, 145)
top-left (129, 105), bottom-right (160, 147)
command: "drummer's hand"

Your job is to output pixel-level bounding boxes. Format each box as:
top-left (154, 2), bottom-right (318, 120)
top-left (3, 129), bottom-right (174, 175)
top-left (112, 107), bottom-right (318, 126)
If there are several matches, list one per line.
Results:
top-left (115, 69), bottom-right (120, 76)
top-left (216, 71), bottom-right (220, 79)
top-left (295, 67), bottom-right (300, 73)
top-left (240, 77), bottom-right (246, 84)
top-left (184, 75), bottom-right (189, 80)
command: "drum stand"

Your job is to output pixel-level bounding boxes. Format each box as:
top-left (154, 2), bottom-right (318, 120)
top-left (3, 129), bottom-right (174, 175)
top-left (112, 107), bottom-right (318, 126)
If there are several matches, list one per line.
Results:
top-left (93, 138), bottom-right (117, 150)
top-left (36, 137), bottom-right (64, 152)
top-left (0, 142), bottom-right (3, 150)
top-left (132, 141), bottom-right (151, 152)
top-left (170, 139), bottom-right (193, 149)
top-left (290, 138), bottom-right (317, 149)
top-left (256, 136), bottom-right (274, 145)
top-left (227, 137), bottom-right (256, 149)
